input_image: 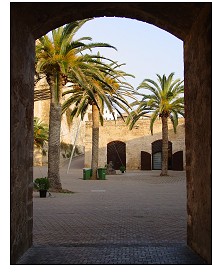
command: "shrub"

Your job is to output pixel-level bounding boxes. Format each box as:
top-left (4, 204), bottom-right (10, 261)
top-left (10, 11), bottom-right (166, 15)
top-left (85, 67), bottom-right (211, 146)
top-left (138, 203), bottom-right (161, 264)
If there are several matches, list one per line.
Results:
top-left (34, 177), bottom-right (50, 190)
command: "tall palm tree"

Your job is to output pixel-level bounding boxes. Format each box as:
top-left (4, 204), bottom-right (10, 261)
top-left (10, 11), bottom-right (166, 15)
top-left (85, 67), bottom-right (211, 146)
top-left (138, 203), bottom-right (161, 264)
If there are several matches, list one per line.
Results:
top-left (127, 72), bottom-right (184, 176)
top-left (62, 60), bottom-right (135, 179)
top-left (35, 19), bottom-right (116, 190)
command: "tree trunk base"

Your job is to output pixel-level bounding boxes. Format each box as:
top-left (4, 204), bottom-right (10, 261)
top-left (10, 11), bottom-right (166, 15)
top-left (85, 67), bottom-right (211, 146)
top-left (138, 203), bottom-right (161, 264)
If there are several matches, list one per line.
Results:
top-left (90, 176), bottom-right (98, 180)
top-left (160, 172), bottom-right (169, 176)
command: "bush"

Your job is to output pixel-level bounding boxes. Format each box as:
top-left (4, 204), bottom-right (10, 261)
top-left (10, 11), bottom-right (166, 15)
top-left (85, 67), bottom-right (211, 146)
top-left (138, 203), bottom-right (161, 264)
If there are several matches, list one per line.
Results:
top-left (119, 165), bottom-right (126, 172)
top-left (34, 177), bottom-right (50, 190)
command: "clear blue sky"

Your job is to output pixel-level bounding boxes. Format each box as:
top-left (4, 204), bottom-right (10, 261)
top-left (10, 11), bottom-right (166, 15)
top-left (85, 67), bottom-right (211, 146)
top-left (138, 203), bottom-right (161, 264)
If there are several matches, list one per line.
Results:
top-left (74, 17), bottom-right (184, 90)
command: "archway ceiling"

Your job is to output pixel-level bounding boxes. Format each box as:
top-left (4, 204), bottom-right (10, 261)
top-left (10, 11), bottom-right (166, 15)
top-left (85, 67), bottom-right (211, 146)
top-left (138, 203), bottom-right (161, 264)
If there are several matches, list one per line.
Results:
top-left (13, 2), bottom-right (206, 40)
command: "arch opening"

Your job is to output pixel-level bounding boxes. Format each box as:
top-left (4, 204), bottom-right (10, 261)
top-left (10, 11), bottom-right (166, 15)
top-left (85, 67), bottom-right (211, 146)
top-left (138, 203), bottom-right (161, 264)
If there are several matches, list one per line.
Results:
top-left (107, 141), bottom-right (126, 170)
top-left (152, 140), bottom-right (172, 170)
top-left (10, 3), bottom-right (211, 264)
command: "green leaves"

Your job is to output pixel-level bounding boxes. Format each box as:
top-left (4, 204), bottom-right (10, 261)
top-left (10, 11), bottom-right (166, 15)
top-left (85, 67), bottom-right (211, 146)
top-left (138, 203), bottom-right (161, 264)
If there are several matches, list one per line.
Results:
top-left (34, 117), bottom-right (49, 148)
top-left (35, 19), bottom-right (117, 77)
top-left (36, 19), bottom-right (119, 106)
top-left (62, 57), bottom-right (135, 125)
top-left (34, 177), bottom-right (50, 190)
top-left (127, 73), bottom-right (184, 134)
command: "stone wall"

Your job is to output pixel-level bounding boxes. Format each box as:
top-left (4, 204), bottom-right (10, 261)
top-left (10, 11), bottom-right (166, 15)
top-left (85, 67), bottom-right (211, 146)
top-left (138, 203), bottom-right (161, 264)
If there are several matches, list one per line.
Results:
top-left (33, 146), bottom-right (43, 166)
top-left (184, 5), bottom-right (211, 264)
top-left (34, 99), bottom-right (86, 164)
top-left (84, 118), bottom-right (185, 169)
top-left (10, 9), bottom-right (34, 264)
top-left (34, 100), bottom-right (50, 125)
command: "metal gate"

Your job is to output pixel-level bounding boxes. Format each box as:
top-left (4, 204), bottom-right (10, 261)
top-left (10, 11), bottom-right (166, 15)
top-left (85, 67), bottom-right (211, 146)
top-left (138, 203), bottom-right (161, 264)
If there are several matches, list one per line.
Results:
top-left (152, 139), bottom-right (172, 170)
top-left (152, 152), bottom-right (162, 170)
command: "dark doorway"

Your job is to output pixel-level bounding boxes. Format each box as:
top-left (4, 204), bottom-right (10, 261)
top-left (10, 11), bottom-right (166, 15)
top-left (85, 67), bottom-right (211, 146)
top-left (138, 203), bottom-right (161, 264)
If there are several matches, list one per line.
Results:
top-left (172, 151), bottom-right (184, 171)
top-left (152, 140), bottom-right (172, 170)
top-left (141, 151), bottom-right (151, 170)
top-left (107, 141), bottom-right (126, 170)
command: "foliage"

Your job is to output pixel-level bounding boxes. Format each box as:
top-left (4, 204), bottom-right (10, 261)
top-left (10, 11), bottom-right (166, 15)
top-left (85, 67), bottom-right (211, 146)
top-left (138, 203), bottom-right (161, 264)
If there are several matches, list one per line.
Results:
top-left (60, 142), bottom-right (81, 158)
top-left (127, 72), bottom-right (184, 133)
top-left (65, 107), bottom-right (73, 129)
top-left (127, 72), bottom-right (184, 176)
top-left (62, 58), bottom-right (136, 124)
top-left (35, 19), bottom-right (118, 186)
top-left (119, 165), bottom-right (126, 172)
top-left (35, 19), bottom-right (117, 103)
top-left (34, 117), bottom-right (49, 148)
top-left (34, 177), bottom-right (50, 190)
top-left (61, 56), bottom-right (135, 179)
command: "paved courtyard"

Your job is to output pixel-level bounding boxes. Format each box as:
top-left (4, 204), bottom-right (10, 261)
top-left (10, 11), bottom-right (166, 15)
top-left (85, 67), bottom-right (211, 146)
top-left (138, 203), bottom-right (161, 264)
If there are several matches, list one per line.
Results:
top-left (17, 157), bottom-right (206, 265)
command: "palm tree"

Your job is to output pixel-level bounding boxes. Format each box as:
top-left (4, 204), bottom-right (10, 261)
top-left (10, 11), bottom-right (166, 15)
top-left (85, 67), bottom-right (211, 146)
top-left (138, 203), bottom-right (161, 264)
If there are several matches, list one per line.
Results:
top-left (62, 60), bottom-right (135, 179)
top-left (34, 117), bottom-right (49, 149)
top-left (127, 72), bottom-right (184, 176)
top-left (35, 19), bottom-right (116, 190)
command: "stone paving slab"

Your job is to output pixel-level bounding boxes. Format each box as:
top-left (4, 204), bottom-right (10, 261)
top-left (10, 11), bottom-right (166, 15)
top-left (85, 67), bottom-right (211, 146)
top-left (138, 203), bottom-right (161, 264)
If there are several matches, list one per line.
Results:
top-left (17, 244), bottom-right (205, 265)
top-left (17, 163), bottom-right (207, 265)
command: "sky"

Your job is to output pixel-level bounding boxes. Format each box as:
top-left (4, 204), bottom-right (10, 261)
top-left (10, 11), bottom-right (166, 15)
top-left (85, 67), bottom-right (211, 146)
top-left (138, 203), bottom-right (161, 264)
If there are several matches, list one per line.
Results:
top-left (73, 17), bottom-right (184, 91)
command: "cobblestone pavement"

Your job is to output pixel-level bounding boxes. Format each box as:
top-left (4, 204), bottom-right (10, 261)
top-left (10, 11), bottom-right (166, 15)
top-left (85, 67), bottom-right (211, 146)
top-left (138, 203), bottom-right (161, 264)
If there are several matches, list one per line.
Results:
top-left (17, 159), bottom-right (206, 265)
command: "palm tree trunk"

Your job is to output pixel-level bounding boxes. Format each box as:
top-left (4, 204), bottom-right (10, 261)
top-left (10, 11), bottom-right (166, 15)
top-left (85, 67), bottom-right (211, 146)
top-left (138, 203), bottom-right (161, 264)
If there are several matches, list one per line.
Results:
top-left (160, 115), bottom-right (168, 176)
top-left (47, 73), bottom-right (62, 190)
top-left (91, 103), bottom-right (99, 180)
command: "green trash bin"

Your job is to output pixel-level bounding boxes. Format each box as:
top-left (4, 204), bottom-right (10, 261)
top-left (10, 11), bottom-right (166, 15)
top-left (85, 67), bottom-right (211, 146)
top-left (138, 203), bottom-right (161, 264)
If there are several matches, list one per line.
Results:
top-left (98, 168), bottom-right (106, 180)
top-left (83, 168), bottom-right (92, 180)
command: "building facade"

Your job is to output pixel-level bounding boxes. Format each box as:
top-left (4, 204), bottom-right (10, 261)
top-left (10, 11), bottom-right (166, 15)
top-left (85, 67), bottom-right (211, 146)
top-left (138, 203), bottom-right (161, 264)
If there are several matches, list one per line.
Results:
top-left (84, 118), bottom-right (185, 171)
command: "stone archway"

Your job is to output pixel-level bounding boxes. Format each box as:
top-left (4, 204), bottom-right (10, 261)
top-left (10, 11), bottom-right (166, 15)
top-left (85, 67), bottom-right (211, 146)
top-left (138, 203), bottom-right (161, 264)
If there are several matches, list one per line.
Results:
top-left (11, 3), bottom-right (211, 263)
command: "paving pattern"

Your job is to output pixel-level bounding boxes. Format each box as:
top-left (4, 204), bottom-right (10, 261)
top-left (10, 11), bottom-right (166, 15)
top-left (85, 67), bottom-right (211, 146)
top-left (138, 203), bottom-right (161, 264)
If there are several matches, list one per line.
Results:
top-left (17, 160), bottom-right (206, 265)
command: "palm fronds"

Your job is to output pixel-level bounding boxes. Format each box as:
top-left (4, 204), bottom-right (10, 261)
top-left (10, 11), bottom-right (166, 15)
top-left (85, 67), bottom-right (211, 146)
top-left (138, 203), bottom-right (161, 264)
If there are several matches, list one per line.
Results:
top-left (127, 73), bottom-right (184, 134)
